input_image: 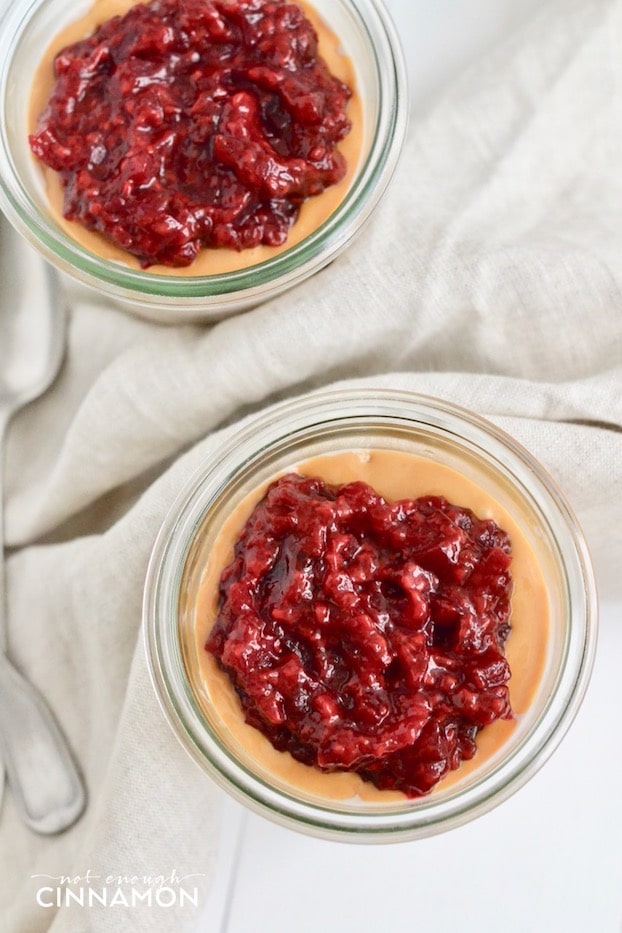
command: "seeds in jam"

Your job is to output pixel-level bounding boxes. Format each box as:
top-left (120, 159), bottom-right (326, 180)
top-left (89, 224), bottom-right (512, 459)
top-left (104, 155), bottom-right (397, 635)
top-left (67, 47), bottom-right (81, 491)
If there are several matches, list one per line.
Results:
top-left (29, 0), bottom-right (353, 268)
top-left (207, 473), bottom-right (514, 798)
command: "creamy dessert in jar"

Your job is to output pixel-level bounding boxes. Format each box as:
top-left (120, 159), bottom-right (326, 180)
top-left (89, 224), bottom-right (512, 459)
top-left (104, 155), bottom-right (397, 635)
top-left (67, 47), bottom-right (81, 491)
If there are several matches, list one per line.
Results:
top-left (28, 0), bottom-right (362, 276)
top-left (182, 448), bottom-right (549, 804)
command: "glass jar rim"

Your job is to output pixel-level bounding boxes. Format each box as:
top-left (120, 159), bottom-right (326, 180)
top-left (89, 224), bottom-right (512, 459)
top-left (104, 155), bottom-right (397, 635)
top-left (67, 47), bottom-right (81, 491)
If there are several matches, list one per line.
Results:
top-left (0, 0), bottom-right (408, 310)
top-left (143, 387), bottom-right (598, 841)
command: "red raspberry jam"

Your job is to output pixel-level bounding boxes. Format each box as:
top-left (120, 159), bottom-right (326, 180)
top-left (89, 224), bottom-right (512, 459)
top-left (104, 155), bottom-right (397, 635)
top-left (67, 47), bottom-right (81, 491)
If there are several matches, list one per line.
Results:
top-left (207, 473), bottom-right (514, 798)
top-left (29, 0), bottom-right (352, 268)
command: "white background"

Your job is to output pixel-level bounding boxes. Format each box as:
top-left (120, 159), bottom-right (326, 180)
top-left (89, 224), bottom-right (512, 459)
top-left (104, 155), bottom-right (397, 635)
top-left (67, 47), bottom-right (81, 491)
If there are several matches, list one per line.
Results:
top-left (198, 3), bottom-right (622, 931)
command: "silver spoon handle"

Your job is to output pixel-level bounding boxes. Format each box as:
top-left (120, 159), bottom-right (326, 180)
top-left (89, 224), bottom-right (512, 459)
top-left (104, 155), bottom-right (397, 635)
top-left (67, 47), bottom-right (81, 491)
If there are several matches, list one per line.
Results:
top-left (0, 412), bottom-right (8, 656)
top-left (0, 415), bottom-right (86, 834)
top-left (0, 655), bottom-right (86, 834)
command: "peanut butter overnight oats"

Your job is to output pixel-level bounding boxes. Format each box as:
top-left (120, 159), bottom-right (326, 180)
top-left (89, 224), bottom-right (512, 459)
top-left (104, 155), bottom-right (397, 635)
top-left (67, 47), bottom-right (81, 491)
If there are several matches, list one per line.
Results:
top-left (29, 0), bottom-right (362, 274)
top-left (144, 390), bottom-right (596, 840)
top-left (191, 449), bottom-right (548, 803)
top-left (1, 0), bottom-right (405, 316)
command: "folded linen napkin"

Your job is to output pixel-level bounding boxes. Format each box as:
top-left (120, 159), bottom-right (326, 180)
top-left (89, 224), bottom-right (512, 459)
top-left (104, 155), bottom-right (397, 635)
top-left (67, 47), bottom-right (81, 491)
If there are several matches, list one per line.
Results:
top-left (1, 0), bottom-right (621, 929)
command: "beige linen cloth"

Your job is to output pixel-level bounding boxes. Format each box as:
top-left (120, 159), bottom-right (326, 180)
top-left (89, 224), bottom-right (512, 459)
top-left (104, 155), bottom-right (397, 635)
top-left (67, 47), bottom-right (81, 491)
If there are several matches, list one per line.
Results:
top-left (2, 0), bottom-right (622, 928)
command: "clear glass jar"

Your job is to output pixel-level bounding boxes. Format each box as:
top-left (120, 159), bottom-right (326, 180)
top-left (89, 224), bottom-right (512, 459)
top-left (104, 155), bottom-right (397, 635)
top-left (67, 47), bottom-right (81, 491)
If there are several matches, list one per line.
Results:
top-left (143, 388), bottom-right (597, 842)
top-left (0, 0), bottom-right (407, 322)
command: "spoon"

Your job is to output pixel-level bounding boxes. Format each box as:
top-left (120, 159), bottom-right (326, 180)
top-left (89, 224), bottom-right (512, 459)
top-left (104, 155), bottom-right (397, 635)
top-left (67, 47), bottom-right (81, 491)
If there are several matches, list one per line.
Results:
top-left (0, 220), bottom-right (86, 834)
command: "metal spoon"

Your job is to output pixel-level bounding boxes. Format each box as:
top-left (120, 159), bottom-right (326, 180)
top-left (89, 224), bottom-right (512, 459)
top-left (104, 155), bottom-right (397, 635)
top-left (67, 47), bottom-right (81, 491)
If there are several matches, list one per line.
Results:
top-left (0, 220), bottom-right (86, 834)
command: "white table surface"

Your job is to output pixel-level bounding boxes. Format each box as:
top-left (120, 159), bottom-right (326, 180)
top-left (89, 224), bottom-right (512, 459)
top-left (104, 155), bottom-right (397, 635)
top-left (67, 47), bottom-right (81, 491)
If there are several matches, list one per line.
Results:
top-left (198, 3), bottom-right (622, 931)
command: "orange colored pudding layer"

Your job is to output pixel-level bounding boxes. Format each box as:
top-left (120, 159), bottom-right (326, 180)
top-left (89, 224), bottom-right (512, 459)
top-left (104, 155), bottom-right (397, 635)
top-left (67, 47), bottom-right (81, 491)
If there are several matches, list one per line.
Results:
top-left (29, 0), bottom-right (362, 275)
top-left (183, 450), bottom-right (549, 804)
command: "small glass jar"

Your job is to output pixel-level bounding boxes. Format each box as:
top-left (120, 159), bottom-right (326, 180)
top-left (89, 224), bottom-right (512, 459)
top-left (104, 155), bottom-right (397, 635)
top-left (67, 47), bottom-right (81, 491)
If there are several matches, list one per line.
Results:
top-left (143, 388), bottom-right (597, 842)
top-left (0, 0), bottom-right (407, 323)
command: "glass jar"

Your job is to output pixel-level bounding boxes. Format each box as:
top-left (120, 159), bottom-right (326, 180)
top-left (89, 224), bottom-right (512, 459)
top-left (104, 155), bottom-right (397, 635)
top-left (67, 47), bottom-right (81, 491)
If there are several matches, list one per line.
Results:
top-left (0, 0), bottom-right (407, 322)
top-left (143, 388), bottom-right (597, 842)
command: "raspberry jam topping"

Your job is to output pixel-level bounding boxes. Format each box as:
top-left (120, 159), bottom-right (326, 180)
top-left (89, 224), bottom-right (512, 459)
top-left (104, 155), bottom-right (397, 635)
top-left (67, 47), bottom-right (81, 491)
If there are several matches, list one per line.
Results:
top-left (207, 473), bottom-right (514, 798)
top-left (29, 0), bottom-right (352, 267)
